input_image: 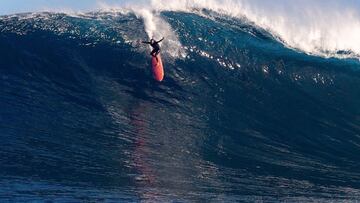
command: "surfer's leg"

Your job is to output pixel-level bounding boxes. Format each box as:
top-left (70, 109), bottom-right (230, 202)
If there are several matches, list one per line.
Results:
top-left (150, 50), bottom-right (158, 62)
top-left (154, 49), bottom-right (160, 62)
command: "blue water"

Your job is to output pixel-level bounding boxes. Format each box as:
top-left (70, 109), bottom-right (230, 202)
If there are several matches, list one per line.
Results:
top-left (1, 11), bottom-right (360, 202)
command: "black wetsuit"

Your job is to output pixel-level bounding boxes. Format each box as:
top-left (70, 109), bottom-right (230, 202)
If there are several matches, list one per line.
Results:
top-left (142, 38), bottom-right (164, 57)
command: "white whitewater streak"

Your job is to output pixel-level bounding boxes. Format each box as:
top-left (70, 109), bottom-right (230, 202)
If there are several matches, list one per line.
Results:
top-left (98, 0), bottom-right (360, 59)
top-left (134, 9), bottom-right (185, 58)
top-left (97, 1), bottom-right (186, 59)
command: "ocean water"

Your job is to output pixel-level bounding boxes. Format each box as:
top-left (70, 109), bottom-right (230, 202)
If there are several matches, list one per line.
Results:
top-left (0, 5), bottom-right (360, 202)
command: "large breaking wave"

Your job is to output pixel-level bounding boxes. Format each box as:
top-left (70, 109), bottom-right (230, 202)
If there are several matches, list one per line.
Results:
top-left (1, 7), bottom-right (360, 202)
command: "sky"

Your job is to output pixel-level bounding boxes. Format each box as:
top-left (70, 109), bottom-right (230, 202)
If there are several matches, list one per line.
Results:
top-left (0, 0), bottom-right (124, 15)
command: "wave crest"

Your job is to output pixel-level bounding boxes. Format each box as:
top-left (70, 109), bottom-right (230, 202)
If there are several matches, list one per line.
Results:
top-left (98, 0), bottom-right (360, 60)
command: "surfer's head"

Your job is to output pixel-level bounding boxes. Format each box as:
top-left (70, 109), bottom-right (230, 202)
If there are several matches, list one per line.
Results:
top-left (150, 39), bottom-right (155, 44)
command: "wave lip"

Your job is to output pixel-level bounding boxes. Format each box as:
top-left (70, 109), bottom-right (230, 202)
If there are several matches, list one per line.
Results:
top-left (3, 0), bottom-right (360, 60)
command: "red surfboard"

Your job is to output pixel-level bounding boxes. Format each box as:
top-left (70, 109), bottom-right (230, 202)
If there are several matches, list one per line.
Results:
top-left (151, 54), bottom-right (164, 82)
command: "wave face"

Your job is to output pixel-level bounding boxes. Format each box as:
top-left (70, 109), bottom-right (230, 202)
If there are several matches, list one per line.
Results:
top-left (1, 11), bottom-right (360, 202)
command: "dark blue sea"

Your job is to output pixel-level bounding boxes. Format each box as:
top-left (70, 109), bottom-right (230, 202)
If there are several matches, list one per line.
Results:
top-left (0, 10), bottom-right (360, 202)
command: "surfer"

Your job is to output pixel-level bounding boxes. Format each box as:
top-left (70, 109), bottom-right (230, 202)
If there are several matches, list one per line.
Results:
top-left (142, 37), bottom-right (164, 62)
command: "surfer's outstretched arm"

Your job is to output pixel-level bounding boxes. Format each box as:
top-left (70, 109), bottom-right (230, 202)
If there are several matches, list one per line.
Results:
top-left (156, 37), bottom-right (164, 43)
top-left (142, 41), bottom-right (151, 44)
